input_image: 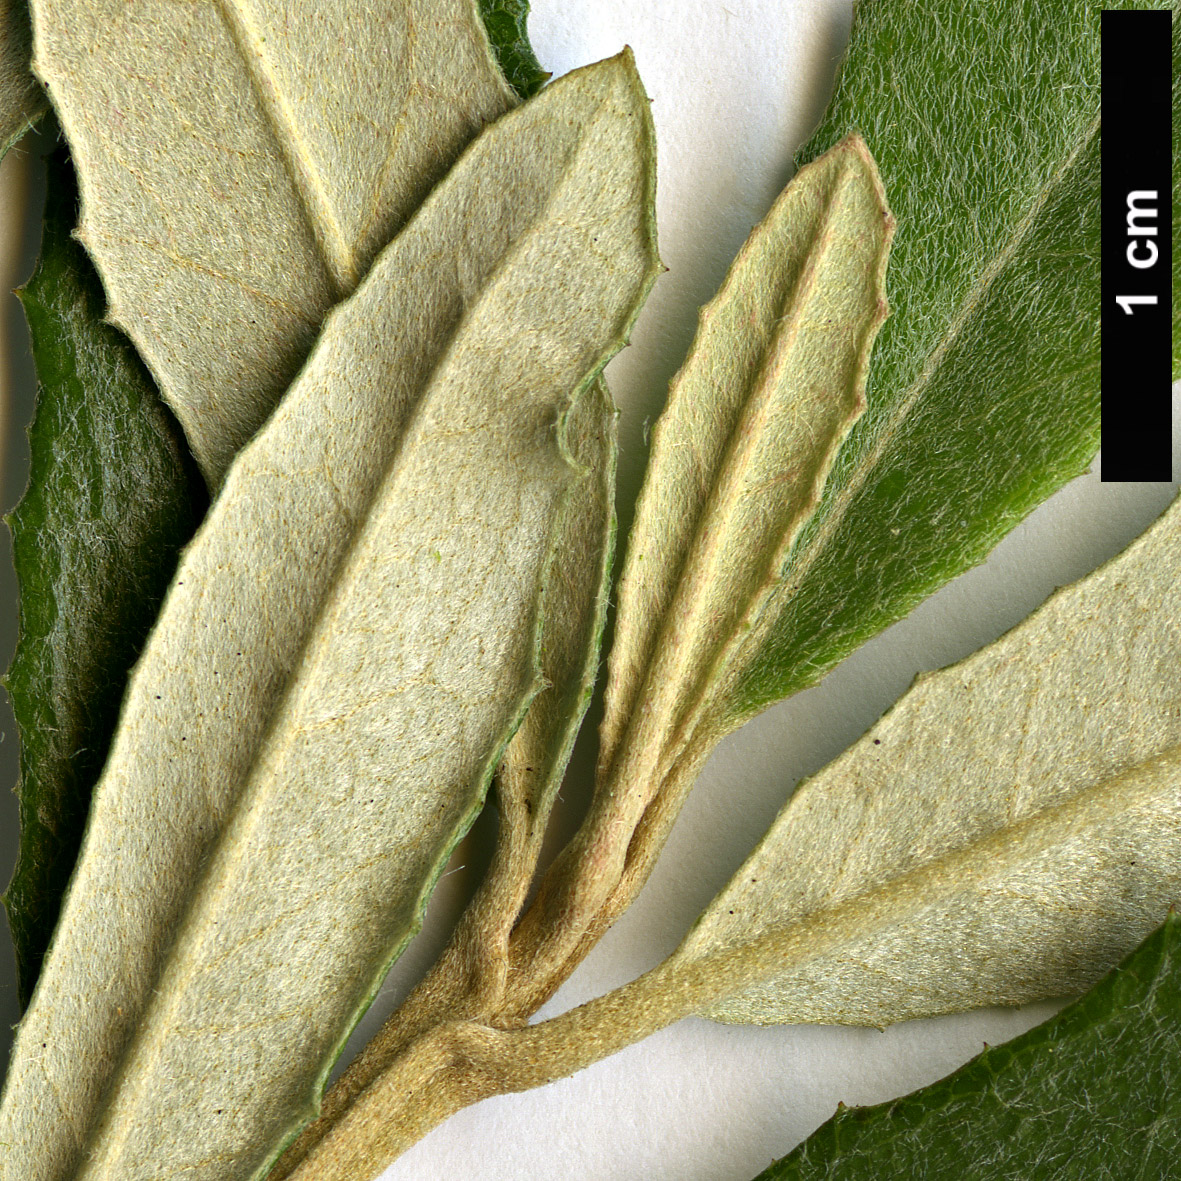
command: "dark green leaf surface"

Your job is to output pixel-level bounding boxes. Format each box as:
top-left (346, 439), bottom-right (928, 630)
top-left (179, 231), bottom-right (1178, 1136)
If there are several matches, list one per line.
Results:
top-left (478, 0), bottom-right (548, 99)
top-left (758, 912), bottom-right (1181, 1180)
top-left (3, 151), bottom-right (203, 1007)
top-left (728, 0), bottom-right (1168, 725)
top-left (0, 0), bottom-right (45, 156)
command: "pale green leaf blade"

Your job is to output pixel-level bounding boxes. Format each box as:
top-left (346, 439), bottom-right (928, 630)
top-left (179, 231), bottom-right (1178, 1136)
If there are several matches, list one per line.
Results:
top-left (498, 377), bottom-right (617, 884)
top-left (3, 150), bottom-right (203, 1008)
top-left (0, 52), bottom-right (659, 1181)
top-left (597, 134), bottom-right (891, 788)
top-left (30, 0), bottom-right (518, 483)
top-left (724, 0), bottom-right (1161, 727)
top-left (0, 0), bottom-right (43, 154)
top-left (675, 497), bottom-right (1181, 1026)
top-left (759, 913), bottom-right (1181, 1179)
top-left (503, 134), bottom-right (892, 1015)
top-left (2, 0), bottom-right (548, 1008)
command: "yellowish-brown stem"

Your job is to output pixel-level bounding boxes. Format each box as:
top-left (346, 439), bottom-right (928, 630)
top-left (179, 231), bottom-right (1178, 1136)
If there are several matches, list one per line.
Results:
top-left (283, 890), bottom-right (873, 1181)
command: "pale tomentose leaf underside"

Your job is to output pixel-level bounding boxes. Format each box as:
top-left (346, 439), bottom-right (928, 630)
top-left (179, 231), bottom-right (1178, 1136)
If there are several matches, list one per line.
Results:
top-left (504, 135), bottom-right (894, 1017)
top-left (2, 0), bottom-right (550, 1010)
top-left (677, 497), bottom-right (1181, 1027)
top-left (761, 913), bottom-right (1181, 1179)
top-left (267, 375), bottom-right (620, 1181)
top-left (0, 52), bottom-right (658, 1181)
top-left (30, 0), bottom-right (518, 482)
top-left (598, 134), bottom-right (893, 782)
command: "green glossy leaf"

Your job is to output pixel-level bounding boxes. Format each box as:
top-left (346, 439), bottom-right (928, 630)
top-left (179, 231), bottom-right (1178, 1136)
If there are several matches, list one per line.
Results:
top-left (478, 0), bottom-right (547, 99)
top-left (725, 0), bottom-right (1165, 726)
top-left (758, 912), bottom-right (1181, 1180)
top-left (3, 149), bottom-right (203, 1009)
top-left (0, 0), bottom-right (44, 154)
top-left (0, 54), bottom-right (658, 1181)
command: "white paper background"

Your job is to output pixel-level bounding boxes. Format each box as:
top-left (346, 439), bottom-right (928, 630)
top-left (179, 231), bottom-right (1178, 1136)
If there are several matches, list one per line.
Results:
top-left (0, 2), bottom-right (1178, 1179)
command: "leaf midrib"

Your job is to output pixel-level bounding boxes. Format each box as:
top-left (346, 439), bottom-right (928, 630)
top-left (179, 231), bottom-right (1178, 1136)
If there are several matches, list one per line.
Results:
top-left (734, 111), bottom-right (1102, 685)
top-left (68, 93), bottom-right (615, 1162)
top-left (640, 151), bottom-right (850, 765)
top-left (693, 740), bottom-right (1181, 1020)
top-left (214, 0), bottom-right (360, 294)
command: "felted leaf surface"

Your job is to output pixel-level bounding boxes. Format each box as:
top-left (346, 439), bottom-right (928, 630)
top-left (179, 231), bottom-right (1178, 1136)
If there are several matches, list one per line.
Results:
top-left (759, 912), bottom-right (1181, 1180)
top-left (0, 52), bottom-right (658, 1181)
top-left (723, 0), bottom-right (1159, 728)
top-left (2, 0), bottom-right (546, 1010)
top-left (29, 0), bottom-right (518, 483)
top-left (675, 496), bottom-right (1181, 1026)
top-left (498, 377), bottom-right (617, 895)
top-left (596, 134), bottom-right (891, 791)
top-left (2, 151), bottom-right (203, 1009)
top-left (3, 0), bottom-right (546, 1010)
top-left (0, 0), bottom-right (43, 154)
top-left (265, 379), bottom-right (620, 1181)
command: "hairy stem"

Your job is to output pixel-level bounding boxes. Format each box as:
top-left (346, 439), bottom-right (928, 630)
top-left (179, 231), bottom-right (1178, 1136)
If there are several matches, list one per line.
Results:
top-left (285, 897), bottom-right (819, 1181)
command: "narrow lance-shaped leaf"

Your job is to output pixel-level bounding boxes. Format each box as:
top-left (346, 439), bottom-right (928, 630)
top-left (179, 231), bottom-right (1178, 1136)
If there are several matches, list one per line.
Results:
top-left (0, 52), bottom-right (659, 1181)
top-left (0, 0), bottom-right (44, 154)
top-left (1, 0), bottom-right (544, 1006)
top-left (506, 134), bottom-right (893, 1009)
top-left (466, 377), bottom-right (620, 984)
top-left (30, 0), bottom-right (518, 483)
top-left (268, 377), bottom-right (619, 1181)
top-left (759, 913), bottom-right (1181, 1180)
top-left (497, 378), bottom-right (617, 913)
top-left (671, 495), bottom-right (1181, 1027)
top-left (598, 134), bottom-right (891, 785)
top-left (2, 150), bottom-right (204, 1008)
top-left (721, 0), bottom-right (1169, 728)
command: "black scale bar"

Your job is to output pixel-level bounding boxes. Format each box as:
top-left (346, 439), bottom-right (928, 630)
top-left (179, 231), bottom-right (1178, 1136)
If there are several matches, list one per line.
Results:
top-left (1102, 9), bottom-right (1173, 482)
